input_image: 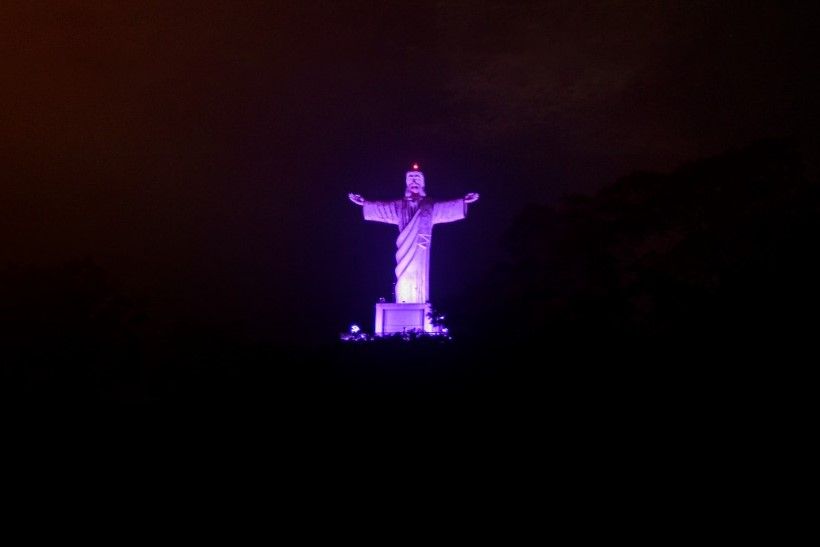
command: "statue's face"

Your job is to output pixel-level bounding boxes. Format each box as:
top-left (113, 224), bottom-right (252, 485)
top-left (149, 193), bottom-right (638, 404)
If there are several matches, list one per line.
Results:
top-left (405, 172), bottom-right (425, 195)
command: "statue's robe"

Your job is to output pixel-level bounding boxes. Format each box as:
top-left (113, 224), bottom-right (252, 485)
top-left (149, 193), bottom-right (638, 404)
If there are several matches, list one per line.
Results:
top-left (363, 197), bottom-right (467, 303)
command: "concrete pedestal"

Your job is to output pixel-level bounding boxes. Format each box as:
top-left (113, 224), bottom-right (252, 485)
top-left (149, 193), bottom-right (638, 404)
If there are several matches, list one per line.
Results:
top-left (374, 303), bottom-right (432, 335)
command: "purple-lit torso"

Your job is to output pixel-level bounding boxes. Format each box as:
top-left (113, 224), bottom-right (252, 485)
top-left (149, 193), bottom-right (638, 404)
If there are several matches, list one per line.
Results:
top-left (363, 196), bottom-right (466, 303)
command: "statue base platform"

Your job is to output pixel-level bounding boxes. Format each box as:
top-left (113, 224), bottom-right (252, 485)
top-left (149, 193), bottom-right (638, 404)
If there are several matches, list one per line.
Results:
top-left (374, 303), bottom-right (433, 335)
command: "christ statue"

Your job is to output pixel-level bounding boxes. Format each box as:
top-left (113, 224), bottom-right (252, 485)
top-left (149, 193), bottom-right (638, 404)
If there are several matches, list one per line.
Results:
top-left (348, 165), bottom-right (479, 304)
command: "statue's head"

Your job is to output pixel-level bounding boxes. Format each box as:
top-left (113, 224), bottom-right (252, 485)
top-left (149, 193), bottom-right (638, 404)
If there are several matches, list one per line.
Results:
top-left (405, 164), bottom-right (426, 197)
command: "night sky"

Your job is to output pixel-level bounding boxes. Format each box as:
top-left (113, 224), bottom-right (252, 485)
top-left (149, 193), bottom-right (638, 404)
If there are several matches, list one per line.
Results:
top-left (2, 1), bottom-right (817, 342)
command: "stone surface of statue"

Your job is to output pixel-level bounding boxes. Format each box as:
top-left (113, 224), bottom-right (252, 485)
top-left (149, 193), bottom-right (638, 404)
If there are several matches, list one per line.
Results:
top-left (349, 166), bottom-right (479, 304)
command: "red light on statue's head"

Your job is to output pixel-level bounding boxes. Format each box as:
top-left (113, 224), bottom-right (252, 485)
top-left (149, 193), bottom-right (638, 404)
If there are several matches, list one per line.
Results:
top-left (405, 163), bottom-right (426, 196)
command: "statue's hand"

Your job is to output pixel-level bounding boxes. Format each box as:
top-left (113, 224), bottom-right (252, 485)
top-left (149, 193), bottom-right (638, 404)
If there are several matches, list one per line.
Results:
top-left (348, 193), bottom-right (365, 206)
top-left (464, 192), bottom-right (480, 204)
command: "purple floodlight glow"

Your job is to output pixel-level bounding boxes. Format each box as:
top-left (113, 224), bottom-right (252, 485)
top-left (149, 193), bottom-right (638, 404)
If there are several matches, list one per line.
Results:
top-left (350, 324), bottom-right (361, 334)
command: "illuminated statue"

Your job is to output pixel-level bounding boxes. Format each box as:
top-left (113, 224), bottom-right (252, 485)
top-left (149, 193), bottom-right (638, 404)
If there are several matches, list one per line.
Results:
top-left (349, 165), bottom-right (479, 304)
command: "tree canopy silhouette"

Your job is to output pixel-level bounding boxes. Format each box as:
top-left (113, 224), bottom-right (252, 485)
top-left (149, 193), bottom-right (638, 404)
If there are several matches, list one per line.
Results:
top-left (452, 139), bottom-right (818, 354)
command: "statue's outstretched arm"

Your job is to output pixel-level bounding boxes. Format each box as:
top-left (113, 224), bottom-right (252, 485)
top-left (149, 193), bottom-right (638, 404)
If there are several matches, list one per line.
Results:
top-left (464, 192), bottom-right (480, 204)
top-left (348, 193), bottom-right (365, 206)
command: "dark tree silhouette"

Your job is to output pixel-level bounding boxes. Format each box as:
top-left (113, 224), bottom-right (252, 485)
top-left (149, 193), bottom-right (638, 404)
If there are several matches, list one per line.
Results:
top-left (451, 139), bottom-right (818, 360)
